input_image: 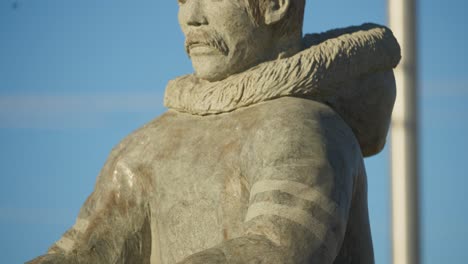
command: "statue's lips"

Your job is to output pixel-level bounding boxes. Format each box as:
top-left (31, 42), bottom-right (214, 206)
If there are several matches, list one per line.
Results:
top-left (188, 43), bottom-right (223, 56)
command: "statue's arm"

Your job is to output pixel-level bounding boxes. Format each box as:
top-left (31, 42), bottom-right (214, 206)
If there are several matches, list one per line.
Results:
top-left (26, 142), bottom-right (152, 264)
top-left (179, 101), bottom-right (361, 264)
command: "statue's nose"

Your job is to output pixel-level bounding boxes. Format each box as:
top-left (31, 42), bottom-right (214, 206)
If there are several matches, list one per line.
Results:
top-left (185, 1), bottom-right (208, 27)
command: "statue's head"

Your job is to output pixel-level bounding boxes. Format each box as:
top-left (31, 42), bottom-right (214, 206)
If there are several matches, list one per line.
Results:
top-left (178, 0), bottom-right (306, 81)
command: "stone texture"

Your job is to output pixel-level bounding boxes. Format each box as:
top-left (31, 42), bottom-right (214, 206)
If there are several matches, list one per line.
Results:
top-left (29, 98), bottom-right (375, 264)
top-left (27, 1), bottom-right (400, 263)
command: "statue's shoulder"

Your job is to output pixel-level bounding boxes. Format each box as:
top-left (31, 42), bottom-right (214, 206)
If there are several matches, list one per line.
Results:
top-left (242, 97), bottom-right (361, 174)
top-left (106, 111), bottom-right (177, 159)
top-left (252, 97), bottom-right (347, 127)
top-left (245, 97), bottom-right (356, 146)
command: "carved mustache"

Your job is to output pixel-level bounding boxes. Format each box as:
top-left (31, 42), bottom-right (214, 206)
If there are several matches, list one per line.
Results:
top-left (185, 30), bottom-right (229, 56)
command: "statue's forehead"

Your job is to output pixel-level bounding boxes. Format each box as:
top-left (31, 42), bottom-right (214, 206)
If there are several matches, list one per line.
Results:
top-left (177, 0), bottom-right (249, 8)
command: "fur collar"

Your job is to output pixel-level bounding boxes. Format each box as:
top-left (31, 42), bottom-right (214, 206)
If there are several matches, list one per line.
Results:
top-left (164, 23), bottom-right (400, 115)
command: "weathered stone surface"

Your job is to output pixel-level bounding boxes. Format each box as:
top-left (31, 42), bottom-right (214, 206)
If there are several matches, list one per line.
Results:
top-left (29, 98), bottom-right (373, 264)
top-left (28, 0), bottom-right (400, 263)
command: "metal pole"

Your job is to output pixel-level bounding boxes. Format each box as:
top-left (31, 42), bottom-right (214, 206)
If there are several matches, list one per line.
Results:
top-left (388, 0), bottom-right (420, 264)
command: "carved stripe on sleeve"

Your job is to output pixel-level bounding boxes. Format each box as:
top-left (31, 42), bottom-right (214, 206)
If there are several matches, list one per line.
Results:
top-left (54, 218), bottom-right (88, 253)
top-left (249, 180), bottom-right (339, 215)
top-left (245, 202), bottom-right (338, 254)
top-left (55, 237), bottom-right (75, 253)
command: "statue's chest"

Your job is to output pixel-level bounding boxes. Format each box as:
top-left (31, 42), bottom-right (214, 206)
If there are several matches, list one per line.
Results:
top-left (151, 116), bottom-right (247, 206)
top-left (147, 115), bottom-right (251, 262)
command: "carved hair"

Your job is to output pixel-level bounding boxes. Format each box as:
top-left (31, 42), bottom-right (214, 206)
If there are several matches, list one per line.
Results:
top-left (245, 0), bottom-right (305, 39)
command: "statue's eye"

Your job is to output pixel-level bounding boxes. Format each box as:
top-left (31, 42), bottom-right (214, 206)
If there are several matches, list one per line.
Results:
top-left (178, 0), bottom-right (187, 4)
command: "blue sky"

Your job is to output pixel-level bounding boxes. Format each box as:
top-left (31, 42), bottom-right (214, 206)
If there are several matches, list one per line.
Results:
top-left (0, 0), bottom-right (467, 263)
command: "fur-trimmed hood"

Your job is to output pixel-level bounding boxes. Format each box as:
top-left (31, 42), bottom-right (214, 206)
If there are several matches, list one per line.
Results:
top-left (164, 23), bottom-right (401, 156)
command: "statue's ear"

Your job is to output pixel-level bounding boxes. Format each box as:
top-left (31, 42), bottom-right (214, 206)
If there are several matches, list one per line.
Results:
top-left (264, 0), bottom-right (290, 25)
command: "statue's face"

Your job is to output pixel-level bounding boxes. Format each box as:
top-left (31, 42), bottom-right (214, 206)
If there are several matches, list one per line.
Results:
top-left (178, 0), bottom-right (273, 81)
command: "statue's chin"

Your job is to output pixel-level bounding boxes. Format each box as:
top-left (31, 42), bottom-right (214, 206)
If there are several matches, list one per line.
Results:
top-left (190, 54), bottom-right (265, 82)
top-left (194, 71), bottom-right (228, 82)
top-left (192, 59), bottom-right (231, 82)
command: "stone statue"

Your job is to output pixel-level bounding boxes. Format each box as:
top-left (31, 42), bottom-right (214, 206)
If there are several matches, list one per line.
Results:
top-left (28, 0), bottom-right (400, 263)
